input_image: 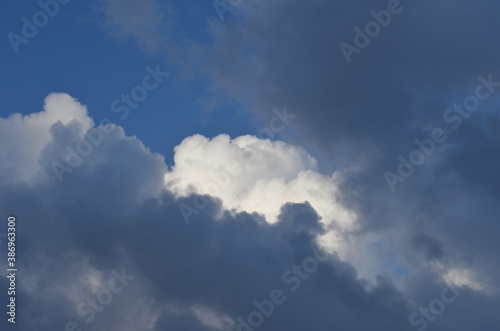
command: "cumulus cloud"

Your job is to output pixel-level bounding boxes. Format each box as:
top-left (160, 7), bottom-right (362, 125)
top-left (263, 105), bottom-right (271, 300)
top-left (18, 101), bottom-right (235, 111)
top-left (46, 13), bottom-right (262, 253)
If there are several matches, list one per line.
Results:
top-left (164, 133), bottom-right (354, 228)
top-left (0, 93), bottom-right (92, 184)
top-left (162, 133), bottom-right (391, 281)
top-left (190, 0), bottom-right (500, 300)
top-left (2, 93), bottom-right (499, 331)
top-left (0, 93), bottom-right (413, 330)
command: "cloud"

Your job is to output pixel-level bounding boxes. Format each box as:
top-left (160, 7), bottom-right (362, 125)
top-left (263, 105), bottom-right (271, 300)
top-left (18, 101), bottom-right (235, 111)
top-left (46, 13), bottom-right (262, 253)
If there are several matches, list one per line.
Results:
top-left (194, 0), bottom-right (500, 298)
top-left (2, 93), bottom-right (500, 330)
top-left (5, 0), bottom-right (500, 329)
top-left (96, 0), bottom-right (173, 53)
top-left (164, 133), bottom-right (354, 227)
top-left (0, 93), bottom-right (414, 330)
top-left (0, 93), bottom-right (92, 184)
top-left (162, 133), bottom-right (385, 281)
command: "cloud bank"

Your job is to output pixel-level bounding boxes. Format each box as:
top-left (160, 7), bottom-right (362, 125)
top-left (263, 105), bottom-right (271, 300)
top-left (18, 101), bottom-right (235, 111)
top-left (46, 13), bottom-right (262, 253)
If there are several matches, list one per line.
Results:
top-left (1, 92), bottom-right (499, 330)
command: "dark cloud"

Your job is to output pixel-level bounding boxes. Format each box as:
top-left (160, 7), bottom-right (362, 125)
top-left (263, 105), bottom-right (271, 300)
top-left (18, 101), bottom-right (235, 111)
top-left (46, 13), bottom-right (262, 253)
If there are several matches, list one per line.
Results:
top-left (1, 120), bottom-right (416, 330)
top-left (187, 0), bottom-right (500, 329)
top-left (413, 233), bottom-right (444, 262)
top-left (204, 0), bottom-right (500, 151)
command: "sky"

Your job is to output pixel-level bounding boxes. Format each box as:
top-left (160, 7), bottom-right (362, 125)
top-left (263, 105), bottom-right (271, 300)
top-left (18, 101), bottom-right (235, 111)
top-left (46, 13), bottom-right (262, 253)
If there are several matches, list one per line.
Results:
top-left (1, 0), bottom-right (500, 330)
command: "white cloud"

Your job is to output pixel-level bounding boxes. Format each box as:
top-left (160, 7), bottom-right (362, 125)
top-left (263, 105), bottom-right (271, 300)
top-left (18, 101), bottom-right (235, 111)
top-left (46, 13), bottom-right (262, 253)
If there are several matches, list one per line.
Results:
top-left (0, 93), bottom-right (92, 183)
top-left (164, 133), bottom-right (356, 230)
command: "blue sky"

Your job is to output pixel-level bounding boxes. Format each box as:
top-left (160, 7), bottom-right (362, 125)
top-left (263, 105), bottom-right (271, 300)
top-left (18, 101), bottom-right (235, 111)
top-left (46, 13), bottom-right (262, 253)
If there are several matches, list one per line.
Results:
top-left (0, 1), bottom-right (259, 165)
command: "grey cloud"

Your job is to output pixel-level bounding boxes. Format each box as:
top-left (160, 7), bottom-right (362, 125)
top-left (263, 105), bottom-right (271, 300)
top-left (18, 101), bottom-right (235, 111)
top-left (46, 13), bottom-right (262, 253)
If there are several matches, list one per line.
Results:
top-left (0, 119), bottom-right (418, 331)
top-left (185, 1), bottom-right (500, 328)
